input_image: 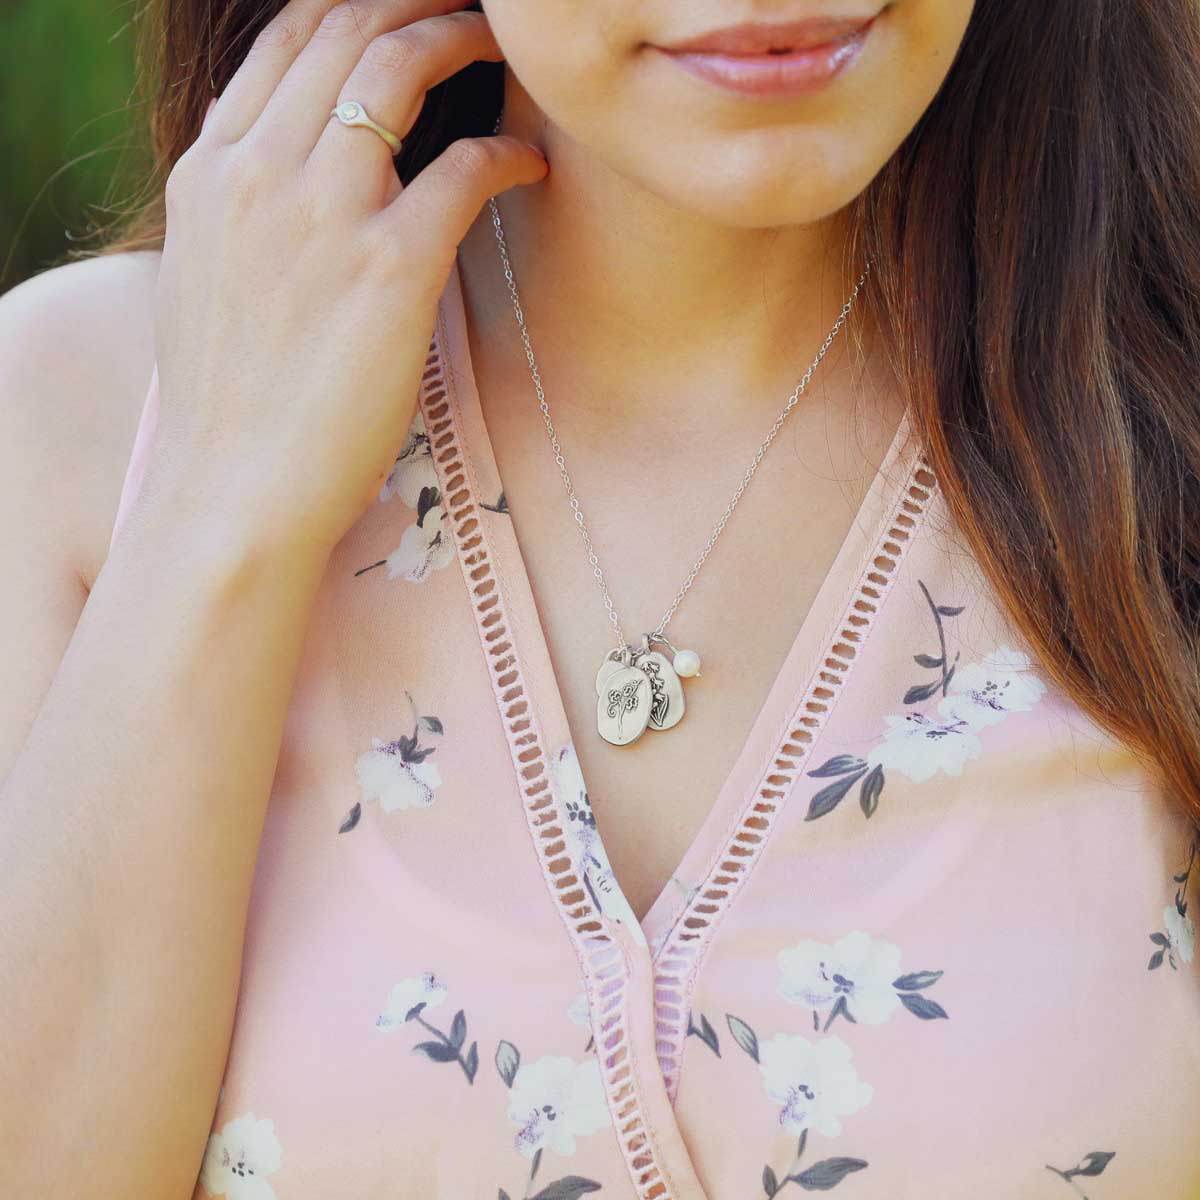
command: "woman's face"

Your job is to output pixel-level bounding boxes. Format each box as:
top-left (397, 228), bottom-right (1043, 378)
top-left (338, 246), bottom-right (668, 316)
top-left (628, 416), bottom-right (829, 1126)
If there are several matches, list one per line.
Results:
top-left (481, 0), bottom-right (975, 227)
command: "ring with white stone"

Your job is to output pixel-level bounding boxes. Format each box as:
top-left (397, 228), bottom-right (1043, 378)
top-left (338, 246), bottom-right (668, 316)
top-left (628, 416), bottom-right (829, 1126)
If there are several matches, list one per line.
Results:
top-left (329, 100), bottom-right (403, 156)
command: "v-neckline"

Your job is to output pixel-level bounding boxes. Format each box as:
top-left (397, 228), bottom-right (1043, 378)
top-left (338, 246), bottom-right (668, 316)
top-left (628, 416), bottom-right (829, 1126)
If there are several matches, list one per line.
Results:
top-left (418, 251), bottom-right (937, 1197)
top-left (431, 249), bottom-right (924, 940)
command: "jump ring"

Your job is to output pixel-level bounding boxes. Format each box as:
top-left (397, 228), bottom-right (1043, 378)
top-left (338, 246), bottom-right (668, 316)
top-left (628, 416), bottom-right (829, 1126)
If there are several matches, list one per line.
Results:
top-left (330, 100), bottom-right (402, 156)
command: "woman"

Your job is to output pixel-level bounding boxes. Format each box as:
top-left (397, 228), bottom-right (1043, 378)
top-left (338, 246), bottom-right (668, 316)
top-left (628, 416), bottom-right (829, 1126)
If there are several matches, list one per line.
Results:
top-left (2, 0), bottom-right (1198, 1195)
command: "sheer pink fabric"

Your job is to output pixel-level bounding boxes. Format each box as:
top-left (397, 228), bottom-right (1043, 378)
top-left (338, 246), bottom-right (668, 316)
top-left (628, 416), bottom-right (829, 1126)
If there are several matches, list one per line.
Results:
top-left (109, 253), bottom-right (1200, 1200)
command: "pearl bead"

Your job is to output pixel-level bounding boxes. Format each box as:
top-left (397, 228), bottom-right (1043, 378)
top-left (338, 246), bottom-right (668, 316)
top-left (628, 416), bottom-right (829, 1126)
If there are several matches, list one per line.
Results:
top-left (674, 648), bottom-right (701, 678)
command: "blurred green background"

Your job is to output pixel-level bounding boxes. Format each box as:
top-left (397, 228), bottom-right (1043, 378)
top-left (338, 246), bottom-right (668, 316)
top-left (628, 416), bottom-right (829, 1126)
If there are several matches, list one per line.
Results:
top-left (1, 0), bottom-right (150, 295)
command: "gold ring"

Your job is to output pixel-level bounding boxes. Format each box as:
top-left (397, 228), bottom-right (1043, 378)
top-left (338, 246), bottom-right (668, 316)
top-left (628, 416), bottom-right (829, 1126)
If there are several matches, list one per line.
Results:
top-left (330, 100), bottom-right (402, 156)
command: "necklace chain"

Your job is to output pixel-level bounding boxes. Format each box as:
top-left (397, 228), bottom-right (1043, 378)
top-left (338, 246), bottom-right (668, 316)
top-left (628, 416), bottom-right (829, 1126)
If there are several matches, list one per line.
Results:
top-left (485, 135), bottom-right (870, 654)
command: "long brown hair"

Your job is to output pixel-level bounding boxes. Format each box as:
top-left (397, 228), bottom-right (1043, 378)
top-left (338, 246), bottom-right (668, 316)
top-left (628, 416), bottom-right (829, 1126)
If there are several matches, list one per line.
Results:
top-left (98, 0), bottom-right (1200, 825)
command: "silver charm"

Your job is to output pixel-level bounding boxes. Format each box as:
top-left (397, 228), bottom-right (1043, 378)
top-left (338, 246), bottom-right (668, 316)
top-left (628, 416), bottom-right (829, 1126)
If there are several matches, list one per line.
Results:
top-left (594, 656), bottom-right (627, 698)
top-left (631, 646), bottom-right (685, 731)
top-left (595, 653), bottom-right (653, 746)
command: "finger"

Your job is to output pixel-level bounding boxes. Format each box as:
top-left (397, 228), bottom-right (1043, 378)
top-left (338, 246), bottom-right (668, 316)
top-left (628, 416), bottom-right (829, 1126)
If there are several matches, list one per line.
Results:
top-left (202, 0), bottom-right (335, 144)
top-left (368, 135), bottom-right (548, 285)
top-left (306, 11), bottom-right (505, 210)
top-left (251, 0), bottom-right (476, 159)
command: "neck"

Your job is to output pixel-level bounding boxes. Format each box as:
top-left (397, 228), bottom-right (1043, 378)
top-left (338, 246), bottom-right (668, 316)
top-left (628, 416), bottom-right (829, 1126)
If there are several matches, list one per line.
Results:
top-left (456, 71), bottom-right (888, 440)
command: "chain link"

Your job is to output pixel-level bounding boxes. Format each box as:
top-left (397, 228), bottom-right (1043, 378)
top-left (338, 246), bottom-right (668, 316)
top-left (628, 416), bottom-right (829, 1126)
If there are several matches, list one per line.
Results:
top-left (485, 117), bottom-right (871, 653)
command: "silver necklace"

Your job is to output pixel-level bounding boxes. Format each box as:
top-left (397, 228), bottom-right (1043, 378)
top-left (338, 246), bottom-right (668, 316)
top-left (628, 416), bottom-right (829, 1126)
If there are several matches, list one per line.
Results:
top-left (485, 144), bottom-right (870, 747)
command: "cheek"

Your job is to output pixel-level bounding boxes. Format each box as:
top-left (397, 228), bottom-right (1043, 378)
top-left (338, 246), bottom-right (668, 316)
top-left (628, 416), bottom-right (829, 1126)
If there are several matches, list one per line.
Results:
top-left (874, 0), bottom-right (977, 118)
top-left (482, 0), bottom-right (627, 117)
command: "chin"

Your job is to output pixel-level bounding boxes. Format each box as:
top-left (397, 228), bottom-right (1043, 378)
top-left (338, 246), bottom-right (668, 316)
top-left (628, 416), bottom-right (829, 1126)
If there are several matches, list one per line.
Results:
top-left (609, 131), bottom-right (884, 229)
top-left (672, 168), bottom-right (872, 229)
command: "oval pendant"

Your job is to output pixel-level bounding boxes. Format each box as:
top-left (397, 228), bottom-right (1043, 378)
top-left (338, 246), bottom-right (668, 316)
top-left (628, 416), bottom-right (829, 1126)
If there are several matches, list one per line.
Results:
top-left (595, 657), bottom-right (627, 698)
top-left (632, 648), bottom-right (686, 731)
top-left (596, 664), bottom-right (653, 746)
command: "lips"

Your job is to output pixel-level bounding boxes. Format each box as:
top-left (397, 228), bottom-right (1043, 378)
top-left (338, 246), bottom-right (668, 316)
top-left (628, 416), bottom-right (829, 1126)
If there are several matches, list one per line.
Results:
top-left (651, 14), bottom-right (880, 98)
top-left (657, 14), bottom-right (879, 56)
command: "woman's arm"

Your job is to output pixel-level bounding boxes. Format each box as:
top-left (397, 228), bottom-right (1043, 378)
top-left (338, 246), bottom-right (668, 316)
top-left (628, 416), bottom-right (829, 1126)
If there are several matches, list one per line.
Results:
top-left (0, 0), bottom-right (546, 1191)
top-left (0, 258), bottom-right (333, 1199)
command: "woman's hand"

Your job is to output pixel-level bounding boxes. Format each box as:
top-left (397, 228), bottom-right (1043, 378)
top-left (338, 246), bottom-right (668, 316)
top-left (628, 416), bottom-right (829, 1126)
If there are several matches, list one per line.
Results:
top-left (150, 0), bottom-right (546, 560)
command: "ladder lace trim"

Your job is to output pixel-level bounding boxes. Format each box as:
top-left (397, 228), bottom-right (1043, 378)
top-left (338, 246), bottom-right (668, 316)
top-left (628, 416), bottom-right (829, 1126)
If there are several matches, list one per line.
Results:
top-left (649, 453), bottom-right (939, 1104)
top-left (418, 324), bottom-right (680, 1200)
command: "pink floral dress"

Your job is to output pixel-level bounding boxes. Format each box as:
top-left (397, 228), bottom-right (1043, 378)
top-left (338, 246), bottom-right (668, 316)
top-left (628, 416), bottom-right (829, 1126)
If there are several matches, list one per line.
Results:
top-left (109, 252), bottom-right (1200, 1200)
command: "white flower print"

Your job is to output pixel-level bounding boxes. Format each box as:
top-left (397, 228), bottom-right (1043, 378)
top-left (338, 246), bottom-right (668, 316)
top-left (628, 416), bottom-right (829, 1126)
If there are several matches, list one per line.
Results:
top-left (199, 1112), bottom-right (283, 1200)
top-left (1149, 841), bottom-right (1196, 972)
top-left (551, 740), bottom-right (648, 948)
top-left (865, 710), bottom-right (983, 783)
top-left (649, 924), bottom-right (672, 959)
top-left (355, 736), bottom-right (442, 812)
top-left (726, 1014), bottom-right (871, 1190)
top-left (507, 1054), bottom-right (611, 1158)
top-left (385, 503), bottom-right (456, 583)
top-left (340, 698), bottom-right (444, 835)
top-left (566, 990), bottom-right (592, 1030)
top-left (376, 970), bottom-right (449, 1030)
top-left (1163, 903), bottom-right (1195, 966)
top-left (380, 410), bottom-right (439, 508)
top-left (758, 1033), bottom-right (873, 1139)
top-left (778, 932), bottom-right (903, 1026)
top-left (377, 972), bottom-right (480, 1082)
top-left (804, 592), bottom-right (1049, 822)
top-left (355, 472), bottom-right (453, 585)
top-left (941, 647), bottom-right (1047, 730)
top-left (589, 870), bottom-right (646, 944)
top-left (777, 932), bottom-right (949, 1029)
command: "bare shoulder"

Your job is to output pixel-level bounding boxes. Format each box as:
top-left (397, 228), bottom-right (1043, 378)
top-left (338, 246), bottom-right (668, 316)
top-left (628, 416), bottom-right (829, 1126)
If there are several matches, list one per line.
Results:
top-left (0, 248), bottom-right (161, 590)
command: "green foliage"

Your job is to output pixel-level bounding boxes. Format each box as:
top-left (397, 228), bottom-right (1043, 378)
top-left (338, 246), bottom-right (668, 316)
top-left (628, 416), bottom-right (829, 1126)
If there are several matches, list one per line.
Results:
top-left (0, 0), bottom-right (150, 293)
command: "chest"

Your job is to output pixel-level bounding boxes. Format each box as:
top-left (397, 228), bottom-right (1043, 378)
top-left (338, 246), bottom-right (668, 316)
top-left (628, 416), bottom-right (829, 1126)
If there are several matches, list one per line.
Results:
top-left (476, 384), bottom-right (907, 927)
top-left (202, 434), bottom-right (1200, 1199)
top-left (188, 267), bottom-right (1200, 1200)
top-left (501, 451), bottom-right (887, 924)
